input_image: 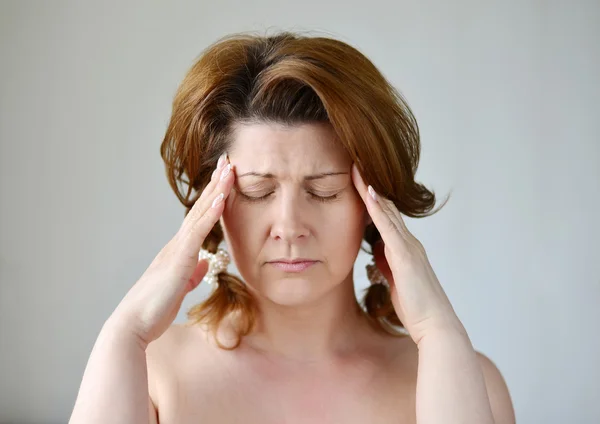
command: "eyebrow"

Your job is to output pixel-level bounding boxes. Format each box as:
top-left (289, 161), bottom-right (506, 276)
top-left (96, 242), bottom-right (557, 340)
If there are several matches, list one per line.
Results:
top-left (237, 171), bottom-right (348, 181)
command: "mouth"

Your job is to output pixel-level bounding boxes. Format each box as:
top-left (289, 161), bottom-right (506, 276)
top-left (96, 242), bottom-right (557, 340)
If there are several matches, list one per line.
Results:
top-left (267, 259), bottom-right (319, 273)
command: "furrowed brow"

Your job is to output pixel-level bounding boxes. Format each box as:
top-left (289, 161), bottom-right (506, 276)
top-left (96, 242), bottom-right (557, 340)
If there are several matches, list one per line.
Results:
top-left (237, 171), bottom-right (348, 180)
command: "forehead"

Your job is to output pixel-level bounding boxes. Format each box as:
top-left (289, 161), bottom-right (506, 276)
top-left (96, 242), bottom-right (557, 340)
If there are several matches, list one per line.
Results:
top-left (228, 122), bottom-right (350, 173)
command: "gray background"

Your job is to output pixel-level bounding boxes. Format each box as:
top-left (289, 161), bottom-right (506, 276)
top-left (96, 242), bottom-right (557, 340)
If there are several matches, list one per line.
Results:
top-left (1, 1), bottom-right (599, 423)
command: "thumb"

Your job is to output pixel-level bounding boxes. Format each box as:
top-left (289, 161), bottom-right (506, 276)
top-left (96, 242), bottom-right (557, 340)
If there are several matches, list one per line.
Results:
top-left (186, 259), bottom-right (209, 293)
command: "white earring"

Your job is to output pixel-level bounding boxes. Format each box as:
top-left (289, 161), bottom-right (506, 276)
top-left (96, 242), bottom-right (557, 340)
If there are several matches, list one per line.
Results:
top-left (365, 261), bottom-right (389, 287)
top-left (198, 248), bottom-right (230, 285)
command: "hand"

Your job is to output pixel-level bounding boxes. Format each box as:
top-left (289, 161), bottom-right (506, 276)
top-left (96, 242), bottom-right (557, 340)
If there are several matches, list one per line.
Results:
top-left (110, 155), bottom-right (235, 346)
top-left (351, 163), bottom-right (464, 344)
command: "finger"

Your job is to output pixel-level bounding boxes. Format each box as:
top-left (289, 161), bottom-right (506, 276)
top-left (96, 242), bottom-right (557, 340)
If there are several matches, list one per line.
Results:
top-left (371, 187), bottom-right (424, 256)
top-left (179, 161), bottom-right (234, 242)
top-left (175, 162), bottom-right (235, 261)
top-left (351, 163), bottom-right (403, 251)
top-left (351, 163), bottom-right (410, 237)
top-left (178, 154), bottom-right (229, 234)
top-left (198, 153), bottom-right (229, 204)
top-left (378, 196), bottom-right (410, 236)
top-left (186, 259), bottom-right (209, 292)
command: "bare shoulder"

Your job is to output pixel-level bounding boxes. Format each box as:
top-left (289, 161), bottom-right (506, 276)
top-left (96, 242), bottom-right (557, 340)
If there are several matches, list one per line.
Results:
top-left (475, 351), bottom-right (516, 424)
top-left (146, 322), bottom-right (214, 370)
top-left (379, 334), bottom-right (515, 424)
top-left (145, 323), bottom-right (212, 404)
top-left (147, 324), bottom-right (189, 369)
top-left (372, 332), bottom-right (420, 387)
top-left (379, 332), bottom-right (419, 372)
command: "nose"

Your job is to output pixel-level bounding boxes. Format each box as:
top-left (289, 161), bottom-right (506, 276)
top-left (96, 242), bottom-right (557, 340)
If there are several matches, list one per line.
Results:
top-left (269, 192), bottom-right (310, 243)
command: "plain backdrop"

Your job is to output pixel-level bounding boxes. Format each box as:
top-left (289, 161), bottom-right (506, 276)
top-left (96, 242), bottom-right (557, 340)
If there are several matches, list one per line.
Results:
top-left (1, 1), bottom-right (599, 423)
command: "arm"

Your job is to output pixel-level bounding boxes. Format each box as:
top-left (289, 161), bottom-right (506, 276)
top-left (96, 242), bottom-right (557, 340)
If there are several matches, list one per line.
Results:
top-left (416, 326), bottom-right (516, 424)
top-left (68, 154), bottom-right (234, 424)
top-left (350, 165), bottom-right (516, 424)
top-left (68, 315), bottom-right (155, 424)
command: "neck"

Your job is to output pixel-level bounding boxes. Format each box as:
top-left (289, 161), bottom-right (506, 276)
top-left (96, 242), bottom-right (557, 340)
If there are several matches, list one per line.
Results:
top-left (241, 273), bottom-right (372, 363)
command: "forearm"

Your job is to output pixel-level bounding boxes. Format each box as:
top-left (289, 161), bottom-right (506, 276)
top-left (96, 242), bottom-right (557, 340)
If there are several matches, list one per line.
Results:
top-left (416, 324), bottom-right (495, 424)
top-left (69, 316), bottom-right (150, 424)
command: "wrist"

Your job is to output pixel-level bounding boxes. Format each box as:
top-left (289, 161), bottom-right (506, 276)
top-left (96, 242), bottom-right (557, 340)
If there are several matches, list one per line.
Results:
top-left (102, 313), bottom-right (149, 351)
top-left (412, 312), bottom-right (469, 346)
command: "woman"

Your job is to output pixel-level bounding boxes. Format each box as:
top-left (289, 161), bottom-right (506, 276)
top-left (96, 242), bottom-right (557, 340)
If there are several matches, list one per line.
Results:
top-left (69, 31), bottom-right (515, 423)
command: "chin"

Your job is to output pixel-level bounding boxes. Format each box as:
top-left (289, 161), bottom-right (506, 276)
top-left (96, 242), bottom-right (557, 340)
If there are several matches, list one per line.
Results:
top-left (254, 275), bottom-right (334, 307)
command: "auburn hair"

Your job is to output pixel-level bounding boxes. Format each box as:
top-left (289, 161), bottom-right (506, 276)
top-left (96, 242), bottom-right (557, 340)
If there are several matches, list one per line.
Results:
top-left (160, 30), bottom-right (448, 349)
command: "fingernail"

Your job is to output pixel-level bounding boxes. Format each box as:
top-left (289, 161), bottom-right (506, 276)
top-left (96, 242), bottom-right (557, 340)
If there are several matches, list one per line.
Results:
top-left (217, 153), bottom-right (228, 169)
top-left (368, 185), bottom-right (378, 202)
top-left (212, 193), bottom-right (224, 208)
top-left (220, 163), bottom-right (231, 181)
top-left (211, 169), bottom-right (217, 179)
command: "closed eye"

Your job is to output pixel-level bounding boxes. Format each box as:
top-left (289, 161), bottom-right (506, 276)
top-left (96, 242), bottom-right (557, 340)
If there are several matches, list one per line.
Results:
top-left (309, 192), bottom-right (339, 202)
top-left (237, 191), bottom-right (340, 203)
top-left (237, 191), bottom-right (272, 202)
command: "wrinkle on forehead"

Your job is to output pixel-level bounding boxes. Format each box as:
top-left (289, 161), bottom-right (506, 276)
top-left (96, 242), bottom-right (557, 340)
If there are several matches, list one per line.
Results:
top-left (228, 122), bottom-right (350, 179)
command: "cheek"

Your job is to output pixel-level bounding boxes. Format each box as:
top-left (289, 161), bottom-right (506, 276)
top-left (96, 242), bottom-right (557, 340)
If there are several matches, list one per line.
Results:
top-left (319, 195), bottom-right (367, 258)
top-left (221, 198), bottom-right (258, 250)
top-left (323, 200), bottom-right (365, 236)
top-left (341, 189), bottom-right (367, 230)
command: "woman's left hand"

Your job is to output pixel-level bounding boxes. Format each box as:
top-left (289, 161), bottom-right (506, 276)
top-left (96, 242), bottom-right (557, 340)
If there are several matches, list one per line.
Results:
top-left (351, 163), bottom-right (465, 344)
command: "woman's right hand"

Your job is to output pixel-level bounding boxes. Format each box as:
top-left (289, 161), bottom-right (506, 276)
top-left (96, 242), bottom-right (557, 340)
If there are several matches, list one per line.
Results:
top-left (108, 154), bottom-right (234, 347)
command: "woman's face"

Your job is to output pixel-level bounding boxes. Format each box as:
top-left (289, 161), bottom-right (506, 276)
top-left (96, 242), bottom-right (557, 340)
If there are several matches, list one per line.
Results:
top-left (220, 121), bottom-right (369, 306)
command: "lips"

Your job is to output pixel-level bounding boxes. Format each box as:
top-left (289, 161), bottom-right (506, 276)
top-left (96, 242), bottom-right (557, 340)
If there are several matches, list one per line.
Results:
top-left (269, 258), bottom-right (315, 264)
top-left (267, 259), bottom-right (318, 273)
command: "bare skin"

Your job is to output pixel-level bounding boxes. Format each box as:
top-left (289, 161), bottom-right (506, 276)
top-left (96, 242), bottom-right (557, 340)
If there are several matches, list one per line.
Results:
top-left (147, 316), bottom-right (419, 424)
top-left (145, 316), bottom-right (511, 424)
top-left (69, 122), bottom-right (514, 424)
top-left (143, 122), bottom-right (419, 423)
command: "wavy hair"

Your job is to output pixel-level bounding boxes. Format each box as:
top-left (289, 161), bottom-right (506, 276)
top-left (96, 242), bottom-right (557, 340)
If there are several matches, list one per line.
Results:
top-left (160, 30), bottom-right (448, 349)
